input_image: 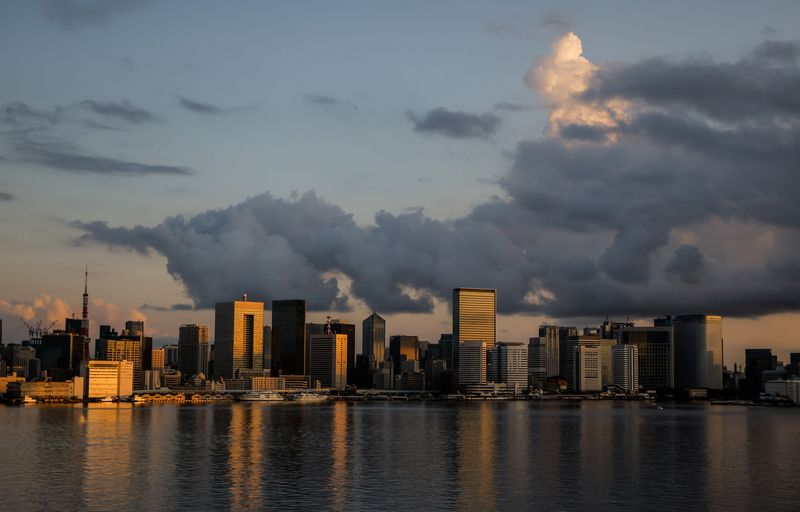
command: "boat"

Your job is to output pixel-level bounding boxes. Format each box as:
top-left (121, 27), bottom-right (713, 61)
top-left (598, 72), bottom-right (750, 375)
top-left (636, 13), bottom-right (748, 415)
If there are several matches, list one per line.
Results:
top-left (99, 396), bottom-right (114, 403)
top-left (132, 395), bottom-right (146, 403)
top-left (240, 391), bottom-right (285, 402)
top-left (22, 395), bottom-right (37, 404)
top-left (290, 392), bottom-right (328, 402)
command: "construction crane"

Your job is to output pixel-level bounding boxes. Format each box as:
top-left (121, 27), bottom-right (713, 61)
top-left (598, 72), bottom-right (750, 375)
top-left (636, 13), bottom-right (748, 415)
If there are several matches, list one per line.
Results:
top-left (20, 318), bottom-right (57, 341)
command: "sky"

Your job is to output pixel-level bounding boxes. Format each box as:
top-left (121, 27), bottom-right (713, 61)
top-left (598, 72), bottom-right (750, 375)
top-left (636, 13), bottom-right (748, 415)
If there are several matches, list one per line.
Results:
top-left (1, 0), bottom-right (799, 366)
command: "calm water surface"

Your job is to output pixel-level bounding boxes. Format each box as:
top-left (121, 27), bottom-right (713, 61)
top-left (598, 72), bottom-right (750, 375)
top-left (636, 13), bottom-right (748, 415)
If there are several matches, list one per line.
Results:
top-left (1, 401), bottom-right (798, 511)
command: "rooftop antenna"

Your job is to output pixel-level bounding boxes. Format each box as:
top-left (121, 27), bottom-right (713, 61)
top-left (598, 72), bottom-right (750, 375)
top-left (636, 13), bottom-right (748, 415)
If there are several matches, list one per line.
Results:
top-left (242, 293), bottom-right (248, 302)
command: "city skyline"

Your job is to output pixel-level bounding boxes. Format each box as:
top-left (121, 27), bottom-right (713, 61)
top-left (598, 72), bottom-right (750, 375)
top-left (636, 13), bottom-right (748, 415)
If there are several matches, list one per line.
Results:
top-left (2, 2), bottom-right (800, 367)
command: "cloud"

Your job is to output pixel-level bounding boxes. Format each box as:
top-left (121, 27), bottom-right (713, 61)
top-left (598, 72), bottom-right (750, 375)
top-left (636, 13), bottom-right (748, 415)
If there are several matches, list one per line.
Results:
top-left (80, 100), bottom-right (156, 123)
top-left (0, 293), bottom-right (147, 341)
top-left (177, 96), bottom-right (227, 114)
top-left (14, 139), bottom-right (194, 176)
top-left (0, 191), bottom-right (15, 202)
top-left (305, 94), bottom-right (358, 111)
top-left (42, 0), bottom-right (147, 29)
top-left (70, 36), bottom-right (800, 320)
top-left (408, 108), bottom-right (501, 139)
top-left (665, 245), bottom-right (706, 284)
top-left (493, 102), bottom-right (534, 112)
top-left (140, 303), bottom-right (195, 311)
top-left (525, 32), bottom-right (628, 137)
top-left (1, 102), bottom-right (62, 128)
top-left (538, 10), bottom-right (573, 32)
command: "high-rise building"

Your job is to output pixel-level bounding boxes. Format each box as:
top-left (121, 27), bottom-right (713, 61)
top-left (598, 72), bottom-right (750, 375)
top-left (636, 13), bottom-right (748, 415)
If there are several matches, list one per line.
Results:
top-left (215, 298), bottom-right (264, 380)
top-left (271, 300), bottom-right (306, 375)
top-left (673, 314), bottom-right (723, 390)
top-left (601, 319), bottom-right (634, 340)
top-left (558, 326), bottom-right (579, 380)
top-left (453, 288), bottom-right (496, 373)
top-left (494, 342), bottom-right (528, 390)
top-left (263, 325), bottom-right (272, 373)
top-left (613, 344), bottom-right (639, 394)
top-left (438, 334), bottom-right (454, 371)
top-left (528, 337), bottom-right (547, 383)
top-left (389, 335), bottom-right (418, 375)
top-left (95, 338), bottom-right (144, 388)
top-left (10, 344), bottom-right (36, 377)
top-left (39, 331), bottom-right (88, 381)
top-left (745, 348), bottom-right (777, 394)
top-left (619, 325), bottom-right (674, 390)
top-left (163, 344), bottom-right (179, 368)
top-left (458, 340), bottom-right (487, 386)
top-left (178, 324), bottom-right (209, 378)
top-left (538, 325), bottom-right (560, 377)
top-left (362, 313), bottom-right (386, 365)
top-left (790, 353), bottom-right (800, 377)
top-left (329, 319), bottom-right (356, 374)
top-left (81, 360), bottom-right (133, 399)
top-left (573, 345), bottom-right (601, 392)
top-left (151, 348), bottom-right (165, 371)
top-left (308, 333), bottom-right (348, 389)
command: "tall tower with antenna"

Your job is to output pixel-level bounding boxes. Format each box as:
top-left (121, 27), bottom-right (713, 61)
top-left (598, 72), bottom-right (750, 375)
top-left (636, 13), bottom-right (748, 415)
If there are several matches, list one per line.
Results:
top-left (81, 266), bottom-right (89, 337)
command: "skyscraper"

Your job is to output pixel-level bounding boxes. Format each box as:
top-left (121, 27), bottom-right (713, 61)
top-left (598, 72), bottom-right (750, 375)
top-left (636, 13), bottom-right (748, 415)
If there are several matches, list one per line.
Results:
top-left (494, 342), bottom-right (528, 390)
top-left (458, 340), bottom-right (487, 387)
top-left (612, 344), bottom-right (639, 394)
top-left (178, 324), bottom-right (209, 378)
top-left (453, 288), bottom-right (495, 372)
top-left (329, 319), bottom-right (356, 375)
top-left (439, 334), bottom-right (454, 370)
top-left (573, 345), bottom-right (601, 392)
top-left (673, 314), bottom-right (723, 390)
top-left (528, 337), bottom-right (547, 384)
top-left (271, 300), bottom-right (306, 376)
top-left (619, 325), bottom-right (674, 390)
top-left (389, 335), bottom-right (418, 375)
top-left (308, 333), bottom-right (348, 389)
top-left (538, 325), bottom-right (560, 377)
top-left (215, 298), bottom-right (264, 380)
top-left (745, 348), bottom-right (777, 395)
top-left (362, 312), bottom-right (386, 365)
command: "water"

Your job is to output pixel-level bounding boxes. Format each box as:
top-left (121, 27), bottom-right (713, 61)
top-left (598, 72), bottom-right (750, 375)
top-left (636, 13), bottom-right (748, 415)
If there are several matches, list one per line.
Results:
top-left (1, 401), bottom-right (798, 511)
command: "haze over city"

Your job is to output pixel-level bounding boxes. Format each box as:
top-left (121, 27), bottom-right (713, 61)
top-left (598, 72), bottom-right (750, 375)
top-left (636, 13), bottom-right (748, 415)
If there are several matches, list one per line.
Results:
top-left (2, 1), bottom-right (800, 367)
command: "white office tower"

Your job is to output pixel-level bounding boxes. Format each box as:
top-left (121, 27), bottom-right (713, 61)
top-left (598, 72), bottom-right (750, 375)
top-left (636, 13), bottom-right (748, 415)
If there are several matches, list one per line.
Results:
top-left (612, 344), bottom-right (639, 394)
top-left (458, 340), bottom-right (487, 386)
top-left (494, 342), bottom-right (528, 391)
top-left (573, 345), bottom-right (601, 392)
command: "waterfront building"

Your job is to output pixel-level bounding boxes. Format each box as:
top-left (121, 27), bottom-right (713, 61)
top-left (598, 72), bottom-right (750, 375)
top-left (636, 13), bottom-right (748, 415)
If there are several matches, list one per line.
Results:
top-left (389, 335), bottom-right (418, 375)
top-left (453, 288), bottom-right (496, 372)
top-left (271, 299), bottom-right (306, 376)
top-left (328, 319), bottom-right (356, 381)
top-left (163, 344), bottom-right (179, 368)
top-left (558, 326), bottom-right (579, 381)
top-left (362, 312), bottom-right (386, 365)
top-left (39, 328), bottom-right (89, 381)
top-left (458, 340), bottom-right (487, 387)
top-left (438, 334), bottom-right (454, 371)
top-left (745, 348), bottom-right (777, 394)
top-left (151, 348), bottom-right (165, 371)
top-left (263, 325), bottom-right (272, 374)
top-left (673, 314), bottom-right (723, 390)
top-left (539, 325), bottom-right (560, 377)
top-left (178, 324), bottom-right (209, 379)
top-left (612, 344), bottom-right (639, 394)
top-left (6, 379), bottom-right (84, 401)
top-left (619, 325), bottom-right (674, 390)
top-left (81, 360), bottom-right (134, 398)
top-left (308, 333), bottom-right (348, 389)
top-left (494, 342), bottom-right (528, 391)
top-left (573, 345), bottom-right (601, 392)
top-left (95, 338), bottom-right (144, 388)
top-left (215, 298), bottom-right (264, 380)
top-left (528, 337), bottom-right (547, 386)
top-left (250, 376), bottom-right (285, 391)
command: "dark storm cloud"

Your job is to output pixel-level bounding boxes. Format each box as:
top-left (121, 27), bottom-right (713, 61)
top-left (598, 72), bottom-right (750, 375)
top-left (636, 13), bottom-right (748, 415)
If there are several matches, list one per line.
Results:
top-left (177, 96), bottom-right (225, 114)
top-left (492, 102), bottom-right (533, 112)
top-left (71, 39), bottom-right (800, 319)
top-left (1, 102), bottom-right (62, 127)
top-left (15, 140), bottom-right (193, 176)
top-left (0, 191), bottom-right (15, 202)
top-left (141, 303), bottom-right (195, 311)
top-left (665, 245), bottom-right (706, 284)
top-left (42, 0), bottom-right (147, 29)
top-left (80, 100), bottom-right (156, 123)
top-left (305, 94), bottom-right (358, 111)
top-left (408, 108), bottom-right (501, 139)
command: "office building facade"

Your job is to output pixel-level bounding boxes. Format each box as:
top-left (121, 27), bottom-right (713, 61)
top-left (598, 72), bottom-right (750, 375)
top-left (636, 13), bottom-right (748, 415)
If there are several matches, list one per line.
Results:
top-left (494, 342), bottom-right (528, 389)
top-left (458, 340), bottom-right (487, 386)
top-left (178, 324), bottom-right (209, 378)
top-left (619, 325), bottom-right (674, 390)
top-left (308, 333), bottom-right (348, 389)
top-left (453, 288), bottom-right (496, 372)
top-left (573, 345), bottom-right (601, 392)
top-left (362, 312), bottom-right (386, 365)
top-left (612, 344), bottom-right (639, 394)
top-left (215, 299), bottom-right (264, 380)
top-left (673, 314), bottom-right (723, 390)
top-left (539, 325), bottom-right (560, 377)
top-left (271, 300), bottom-right (306, 376)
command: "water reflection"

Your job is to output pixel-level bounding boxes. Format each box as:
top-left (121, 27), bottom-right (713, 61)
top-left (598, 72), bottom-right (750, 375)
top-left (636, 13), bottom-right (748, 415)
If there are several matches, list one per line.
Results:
top-left (1, 402), bottom-right (799, 511)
